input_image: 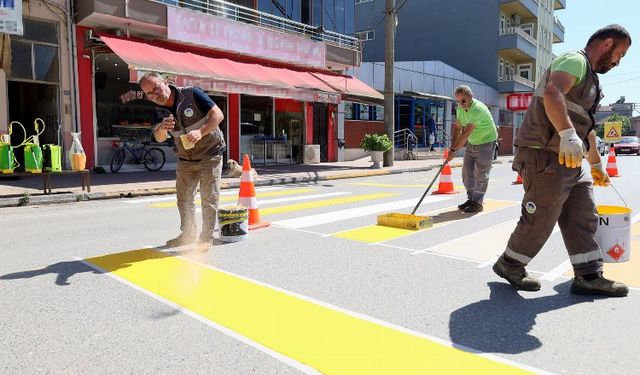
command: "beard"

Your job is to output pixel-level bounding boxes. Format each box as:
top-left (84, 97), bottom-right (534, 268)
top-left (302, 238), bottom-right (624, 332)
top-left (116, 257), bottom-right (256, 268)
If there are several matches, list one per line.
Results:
top-left (595, 46), bottom-right (616, 74)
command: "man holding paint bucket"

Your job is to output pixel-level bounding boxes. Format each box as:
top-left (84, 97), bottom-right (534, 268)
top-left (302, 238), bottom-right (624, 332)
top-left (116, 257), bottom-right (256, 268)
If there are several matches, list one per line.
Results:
top-left (493, 25), bottom-right (631, 297)
top-left (140, 72), bottom-right (226, 251)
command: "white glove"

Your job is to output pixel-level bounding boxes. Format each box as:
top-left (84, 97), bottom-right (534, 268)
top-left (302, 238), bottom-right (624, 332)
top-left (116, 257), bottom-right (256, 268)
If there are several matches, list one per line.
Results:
top-left (590, 162), bottom-right (610, 187)
top-left (558, 128), bottom-right (584, 168)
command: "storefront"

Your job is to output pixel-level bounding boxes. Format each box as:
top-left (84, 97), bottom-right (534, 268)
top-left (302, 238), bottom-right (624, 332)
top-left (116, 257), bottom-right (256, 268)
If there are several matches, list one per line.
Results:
top-left (396, 93), bottom-right (449, 148)
top-left (75, 30), bottom-right (381, 169)
top-left (1, 6), bottom-right (74, 171)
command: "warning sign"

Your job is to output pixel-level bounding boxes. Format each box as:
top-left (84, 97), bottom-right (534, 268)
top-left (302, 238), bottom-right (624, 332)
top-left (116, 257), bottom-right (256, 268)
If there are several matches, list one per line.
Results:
top-left (607, 244), bottom-right (625, 262)
top-left (604, 122), bottom-right (622, 143)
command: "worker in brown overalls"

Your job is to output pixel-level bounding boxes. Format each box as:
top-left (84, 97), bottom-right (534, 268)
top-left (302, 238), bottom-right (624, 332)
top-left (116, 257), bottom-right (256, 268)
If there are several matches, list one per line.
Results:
top-left (493, 25), bottom-right (631, 297)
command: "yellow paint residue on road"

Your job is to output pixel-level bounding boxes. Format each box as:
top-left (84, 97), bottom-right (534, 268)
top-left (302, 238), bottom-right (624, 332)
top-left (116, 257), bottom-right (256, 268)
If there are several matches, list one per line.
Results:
top-left (334, 199), bottom-right (518, 243)
top-left (86, 249), bottom-right (530, 375)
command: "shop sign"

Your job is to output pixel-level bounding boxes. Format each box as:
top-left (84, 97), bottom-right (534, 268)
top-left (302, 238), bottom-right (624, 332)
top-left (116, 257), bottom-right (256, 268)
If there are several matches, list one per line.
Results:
top-left (506, 93), bottom-right (533, 111)
top-left (0, 0), bottom-right (23, 35)
top-left (167, 7), bottom-right (326, 69)
top-left (120, 90), bottom-right (145, 104)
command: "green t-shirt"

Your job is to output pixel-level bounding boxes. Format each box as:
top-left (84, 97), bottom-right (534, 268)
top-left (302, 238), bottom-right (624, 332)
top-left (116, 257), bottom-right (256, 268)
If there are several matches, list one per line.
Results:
top-left (550, 51), bottom-right (587, 86)
top-left (456, 99), bottom-right (498, 145)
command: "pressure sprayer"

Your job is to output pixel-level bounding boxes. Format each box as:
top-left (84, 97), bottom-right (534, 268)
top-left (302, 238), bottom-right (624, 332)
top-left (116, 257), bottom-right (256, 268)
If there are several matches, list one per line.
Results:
top-left (0, 121), bottom-right (26, 173)
top-left (23, 118), bottom-right (45, 173)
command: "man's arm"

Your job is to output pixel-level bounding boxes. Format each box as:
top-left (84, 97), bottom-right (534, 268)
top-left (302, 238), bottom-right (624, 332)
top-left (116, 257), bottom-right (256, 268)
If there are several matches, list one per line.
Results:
top-left (543, 71), bottom-right (576, 132)
top-left (587, 130), bottom-right (610, 186)
top-left (586, 130), bottom-right (601, 165)
top-left (186, 105), bottom-right (224, 143)
top-left (451, 123), bottom-right (476, 150)
top-left (543, 71), bottom-right (585, 168)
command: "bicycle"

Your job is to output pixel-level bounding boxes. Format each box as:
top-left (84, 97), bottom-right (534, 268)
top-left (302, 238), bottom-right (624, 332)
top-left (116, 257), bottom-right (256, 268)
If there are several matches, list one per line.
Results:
top-left (110, 138), bottom-right (166, 173)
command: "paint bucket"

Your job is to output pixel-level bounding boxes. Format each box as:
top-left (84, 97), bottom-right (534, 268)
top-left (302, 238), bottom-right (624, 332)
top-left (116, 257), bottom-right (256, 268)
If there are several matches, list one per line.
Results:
top-left (0, 143), bottom-right (19, 173)
top-left (219, 205), bottom-right (249, 242)
top-left (595, 205), bottom-right (631, 263)
top-left (24, 143), bottom-right (43, 173)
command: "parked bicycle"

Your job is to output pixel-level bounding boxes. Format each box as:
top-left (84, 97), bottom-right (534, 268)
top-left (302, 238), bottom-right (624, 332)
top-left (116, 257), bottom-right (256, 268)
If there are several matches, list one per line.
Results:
top-left (110, 138), bottom-right (166, 173)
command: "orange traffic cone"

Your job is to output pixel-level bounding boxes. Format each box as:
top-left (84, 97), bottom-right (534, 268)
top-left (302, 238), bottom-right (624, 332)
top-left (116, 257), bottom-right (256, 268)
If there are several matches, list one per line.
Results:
top-left (606, 146), bottom-right (620, 177)
top-left (512, 172), bottom-right (522, 185)
top-left (432, 150), bottom-right (458, 195)
top-left (238, 154), bottom-right (270, 230)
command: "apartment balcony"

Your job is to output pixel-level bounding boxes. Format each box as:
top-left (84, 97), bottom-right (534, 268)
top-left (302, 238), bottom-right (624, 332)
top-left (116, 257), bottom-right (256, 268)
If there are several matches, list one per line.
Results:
top-left (498, 74), bottom-right (535, 93)
top-left (499, 0), bottom-right (538, 19)
top-left (553, 16), bottom-right (565, 43)
top-left (554, 0), bottom-right (566, 10)
top-left (75, 0), bottom-right (361, 69)
top-left (499, 27), bottom-right (538, 60)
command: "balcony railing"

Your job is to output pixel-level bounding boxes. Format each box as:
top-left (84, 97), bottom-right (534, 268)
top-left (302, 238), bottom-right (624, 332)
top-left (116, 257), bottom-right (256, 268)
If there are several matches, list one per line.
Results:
top-left (149, 0), bottom-right (360, 51)
top-left (501, 74), bottom-right (535, 88)
top-left (554, 16), bottom-right (565, 31)
top-left (499, 26), bottom-right (537, 46)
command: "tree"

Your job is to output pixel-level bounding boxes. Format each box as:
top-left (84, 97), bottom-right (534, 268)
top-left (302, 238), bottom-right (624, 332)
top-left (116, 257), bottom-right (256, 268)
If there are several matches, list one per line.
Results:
top-left (595, 114), bottom-right (632, 138)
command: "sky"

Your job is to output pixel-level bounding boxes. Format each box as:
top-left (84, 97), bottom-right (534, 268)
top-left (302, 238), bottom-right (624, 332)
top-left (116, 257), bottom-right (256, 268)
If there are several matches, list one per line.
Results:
top-left (554, 0), bottom-right (640, 111)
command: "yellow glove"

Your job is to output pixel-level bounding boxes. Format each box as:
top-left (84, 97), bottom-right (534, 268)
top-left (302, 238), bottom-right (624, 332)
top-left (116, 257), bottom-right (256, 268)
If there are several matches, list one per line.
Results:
top-left (590, 162), bottom-right (610, 187)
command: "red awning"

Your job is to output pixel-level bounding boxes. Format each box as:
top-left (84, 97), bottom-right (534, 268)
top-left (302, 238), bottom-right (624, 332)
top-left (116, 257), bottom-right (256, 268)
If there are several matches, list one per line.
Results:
top-left (99, 35), bottom-right (343, 103)
top-left (311, 72), bottom-right (384, 103)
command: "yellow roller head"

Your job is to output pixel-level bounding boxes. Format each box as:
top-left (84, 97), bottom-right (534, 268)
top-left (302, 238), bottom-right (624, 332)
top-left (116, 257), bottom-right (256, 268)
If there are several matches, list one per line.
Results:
top-left (377, 213), bottom-right (433, 230)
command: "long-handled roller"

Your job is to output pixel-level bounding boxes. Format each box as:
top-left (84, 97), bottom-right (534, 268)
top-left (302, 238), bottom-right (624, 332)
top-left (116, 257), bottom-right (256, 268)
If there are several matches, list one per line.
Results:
top-left (377, 161), bottom-right (448, 230)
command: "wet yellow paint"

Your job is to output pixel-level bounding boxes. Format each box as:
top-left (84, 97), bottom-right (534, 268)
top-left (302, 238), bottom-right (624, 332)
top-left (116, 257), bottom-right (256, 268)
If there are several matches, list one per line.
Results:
top-left (86, 249), bottom-right (530, 375)
top-left (334, 200), bottom-right (518, 243)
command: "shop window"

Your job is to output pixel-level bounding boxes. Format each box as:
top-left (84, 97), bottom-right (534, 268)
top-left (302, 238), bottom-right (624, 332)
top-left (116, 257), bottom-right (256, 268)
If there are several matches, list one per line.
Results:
top-left (9, 18), bottom-right (59, 83)
top-left (344, 101), bottom-right (354, 120)
top-left (34, 44), bottom-right (59, 82)
top-left (359, 104), bottom-right (370, 120)
top-left (375, 105), bottom-right (384, 121)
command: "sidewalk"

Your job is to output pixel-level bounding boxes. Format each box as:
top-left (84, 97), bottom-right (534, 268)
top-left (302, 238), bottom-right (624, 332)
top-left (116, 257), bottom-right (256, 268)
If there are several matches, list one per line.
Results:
top-left (0, 156), bottom-right (512, 207)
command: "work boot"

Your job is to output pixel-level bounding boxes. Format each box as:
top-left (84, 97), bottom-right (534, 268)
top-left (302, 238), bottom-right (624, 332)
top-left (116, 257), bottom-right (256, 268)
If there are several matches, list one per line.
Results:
top-left (570, 274), bottom-right (628, 297)
top-left (165, 231), bottom-right (197, 248)
top-left (458, 199), bottom-right (473, 210)
top-left (492, 256), bottom-right (541, 291)
top-left (464, 201), bottom-right (484, 213)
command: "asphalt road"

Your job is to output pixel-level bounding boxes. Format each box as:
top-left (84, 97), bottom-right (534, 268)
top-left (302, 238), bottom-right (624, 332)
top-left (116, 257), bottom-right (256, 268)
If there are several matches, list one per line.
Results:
top-left (2, 155), bottom-right (639, 374)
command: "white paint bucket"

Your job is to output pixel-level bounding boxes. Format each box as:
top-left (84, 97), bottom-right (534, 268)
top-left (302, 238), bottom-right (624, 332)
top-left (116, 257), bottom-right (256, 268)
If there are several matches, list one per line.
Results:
top-left (595, 205), bottom-right (631, 263)
top-left (219, 205), bottom-right (249, 243)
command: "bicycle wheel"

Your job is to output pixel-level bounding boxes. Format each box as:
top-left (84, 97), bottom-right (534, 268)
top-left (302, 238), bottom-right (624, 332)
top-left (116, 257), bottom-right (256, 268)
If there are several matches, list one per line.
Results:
top-left (110, 148), bottom-right (126, 173)
top-left (143, 147), bottom-right (166, 171)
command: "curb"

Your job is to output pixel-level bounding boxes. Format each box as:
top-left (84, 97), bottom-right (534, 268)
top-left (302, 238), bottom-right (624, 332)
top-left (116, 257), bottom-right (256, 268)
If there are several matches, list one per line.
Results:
top-left (0, 159), bottom-right (507, 207)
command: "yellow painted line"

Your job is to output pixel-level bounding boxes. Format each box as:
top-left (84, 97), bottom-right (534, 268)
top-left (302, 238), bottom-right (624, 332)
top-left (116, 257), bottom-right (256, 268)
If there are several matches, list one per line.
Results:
top-left (334, 199), bottom-right (518, 244)
top-left (150, 188), bottom-right (315, 208)
top-left (85, 249), bottom-right (531, 374)
top-left (260, 193), bottom-right (397, 216)
top-left (325, 170), bottom-right (389, 180)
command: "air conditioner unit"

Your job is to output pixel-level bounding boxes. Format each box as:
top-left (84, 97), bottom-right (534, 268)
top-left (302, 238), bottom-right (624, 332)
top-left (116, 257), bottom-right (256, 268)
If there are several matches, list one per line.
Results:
top-left (303, 145), bottom-right (321, 164)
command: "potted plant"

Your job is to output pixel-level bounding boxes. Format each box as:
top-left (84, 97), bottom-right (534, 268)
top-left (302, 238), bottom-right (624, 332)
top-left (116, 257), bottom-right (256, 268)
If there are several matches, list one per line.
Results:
top-left (359, 133), bottom-right (392, 169)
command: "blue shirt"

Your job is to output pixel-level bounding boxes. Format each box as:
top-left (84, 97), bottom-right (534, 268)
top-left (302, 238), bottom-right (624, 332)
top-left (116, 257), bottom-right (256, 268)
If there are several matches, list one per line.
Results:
top-left (152, 86), bottom-right (215, 125)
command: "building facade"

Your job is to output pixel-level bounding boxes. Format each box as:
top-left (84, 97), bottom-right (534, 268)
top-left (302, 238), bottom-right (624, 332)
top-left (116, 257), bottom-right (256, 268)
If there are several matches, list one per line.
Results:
top-left (353, 0), bottom-right (566, 154)
top-left (70, 0), bottom-right (379, 169)
top-left (1, 0), bottom-right (76, 169)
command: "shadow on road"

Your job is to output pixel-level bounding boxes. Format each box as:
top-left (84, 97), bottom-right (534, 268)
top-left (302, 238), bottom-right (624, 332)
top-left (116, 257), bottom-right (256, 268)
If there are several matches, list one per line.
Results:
top-left (0, 260), bottom-right (129, 286)
top-left (449, 281), bottom-right (600, 354)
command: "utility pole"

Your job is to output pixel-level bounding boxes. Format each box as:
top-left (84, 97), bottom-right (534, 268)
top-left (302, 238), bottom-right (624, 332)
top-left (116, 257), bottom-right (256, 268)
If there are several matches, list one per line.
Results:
top-left (383, 0), bottom-right (395, 167)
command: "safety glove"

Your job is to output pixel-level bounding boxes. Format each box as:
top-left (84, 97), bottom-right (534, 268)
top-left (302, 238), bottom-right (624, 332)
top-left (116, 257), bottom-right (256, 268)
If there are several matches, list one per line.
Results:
top-left (558, 128), bottom-right (584, 168)
top-left (590, 162), bottom-right (610, 187)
